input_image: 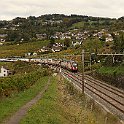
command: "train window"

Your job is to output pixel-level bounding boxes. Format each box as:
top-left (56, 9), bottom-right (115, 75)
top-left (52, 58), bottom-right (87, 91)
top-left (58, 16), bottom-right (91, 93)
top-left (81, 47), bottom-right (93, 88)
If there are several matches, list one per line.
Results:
top-left (73, 63), bottom-right (77, 66)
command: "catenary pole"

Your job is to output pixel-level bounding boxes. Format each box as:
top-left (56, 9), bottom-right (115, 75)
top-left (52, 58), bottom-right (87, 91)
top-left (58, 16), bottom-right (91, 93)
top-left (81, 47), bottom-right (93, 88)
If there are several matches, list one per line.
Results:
top-left (82, 49), bottom-right (85, 93)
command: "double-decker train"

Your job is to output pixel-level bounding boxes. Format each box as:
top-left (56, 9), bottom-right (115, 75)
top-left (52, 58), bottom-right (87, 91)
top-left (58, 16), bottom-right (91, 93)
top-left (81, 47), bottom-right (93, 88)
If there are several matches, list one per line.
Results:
top-left (37, 58), bottom-right (78, 72)
top-left (0, 58), bottom-right (78, 72)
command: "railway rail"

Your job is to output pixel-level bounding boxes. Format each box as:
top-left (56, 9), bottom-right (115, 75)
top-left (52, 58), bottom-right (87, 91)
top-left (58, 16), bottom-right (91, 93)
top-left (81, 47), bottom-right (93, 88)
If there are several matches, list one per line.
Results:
top-left (61, 69), bottom-right (124, 120)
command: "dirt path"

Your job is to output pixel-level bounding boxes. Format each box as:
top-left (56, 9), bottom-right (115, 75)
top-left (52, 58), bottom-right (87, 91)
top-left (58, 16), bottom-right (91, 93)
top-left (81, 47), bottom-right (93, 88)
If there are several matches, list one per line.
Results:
top-left (3, 77), bottom-right (51, 124)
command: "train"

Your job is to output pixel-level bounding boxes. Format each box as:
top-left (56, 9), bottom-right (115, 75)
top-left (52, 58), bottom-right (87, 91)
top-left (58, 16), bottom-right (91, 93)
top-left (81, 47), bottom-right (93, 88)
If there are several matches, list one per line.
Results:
top-left (36, 58), bottom-right (78, 72)
top-left (0, 57), bottom-right (78, 72)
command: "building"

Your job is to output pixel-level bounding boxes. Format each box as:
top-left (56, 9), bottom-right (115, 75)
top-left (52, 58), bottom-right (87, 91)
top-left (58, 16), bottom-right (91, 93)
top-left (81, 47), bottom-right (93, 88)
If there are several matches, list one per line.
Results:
top-left (36, 34), bottom-right (47, 40)
top-left (40, 46), bottom-right (51, 53)
top-left (0, 66), bottom-right (12, 77)
top-left (51, 46), bottom-right (62, 52)
top-left (0, 34), bottom-right (7, 42)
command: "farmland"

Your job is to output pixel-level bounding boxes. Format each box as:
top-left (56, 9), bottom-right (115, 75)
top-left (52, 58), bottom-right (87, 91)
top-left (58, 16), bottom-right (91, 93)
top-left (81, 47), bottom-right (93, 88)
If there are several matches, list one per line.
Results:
top-left (0, 40), bottom-right (49, 58)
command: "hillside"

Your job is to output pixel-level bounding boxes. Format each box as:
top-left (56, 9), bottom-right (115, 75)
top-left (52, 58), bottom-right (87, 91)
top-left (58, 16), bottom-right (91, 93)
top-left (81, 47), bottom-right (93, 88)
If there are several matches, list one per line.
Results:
top-left (0, 14), bottom-right (124, 42)
top-left (0, 40), bottom-right (49, 57)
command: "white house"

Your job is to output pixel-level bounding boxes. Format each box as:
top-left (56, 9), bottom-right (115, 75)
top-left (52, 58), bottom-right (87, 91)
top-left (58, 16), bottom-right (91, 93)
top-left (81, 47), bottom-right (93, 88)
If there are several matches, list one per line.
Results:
top-left (105, 37), bottom-right (113, 42)
top-left (33, 52), bottom-right (37, 56)
top-left (72, 41), bottom-right (82, 47)
top-left (51, 46), bottom-right (62, 52)
top-left (0, 66), bottom-right (12, 77)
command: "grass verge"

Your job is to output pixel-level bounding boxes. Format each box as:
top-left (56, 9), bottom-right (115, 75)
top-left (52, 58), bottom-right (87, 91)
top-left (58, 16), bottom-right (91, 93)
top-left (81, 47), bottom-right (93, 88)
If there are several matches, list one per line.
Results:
top-left (0, 76), bottom-right (49, 123)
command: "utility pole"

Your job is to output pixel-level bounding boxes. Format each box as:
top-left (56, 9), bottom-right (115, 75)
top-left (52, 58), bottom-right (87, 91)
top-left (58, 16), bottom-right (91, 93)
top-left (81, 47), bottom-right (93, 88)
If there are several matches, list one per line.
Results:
top-left (90, 53), bottom-right (92, 71)
top-left (82, 49), bottom-right (85, 93)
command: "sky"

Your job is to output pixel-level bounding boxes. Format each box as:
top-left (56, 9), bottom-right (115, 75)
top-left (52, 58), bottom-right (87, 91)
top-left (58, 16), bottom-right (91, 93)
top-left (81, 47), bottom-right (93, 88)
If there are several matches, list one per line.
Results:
top-left (0, 0), bottom-right (124, 20)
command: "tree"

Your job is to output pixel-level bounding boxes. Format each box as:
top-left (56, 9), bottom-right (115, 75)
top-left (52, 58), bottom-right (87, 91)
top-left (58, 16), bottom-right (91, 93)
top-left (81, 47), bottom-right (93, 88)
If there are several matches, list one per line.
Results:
top-left (113, 32), bottom-right (124, 52)
top-left (6, 31), bottom-right (21, 41)
top-left (83, 38), bottom-right (103, 53)
top-left (64, 38), bottom-right (71, 48)
top-left (48, 37), bottom-right (55, 48)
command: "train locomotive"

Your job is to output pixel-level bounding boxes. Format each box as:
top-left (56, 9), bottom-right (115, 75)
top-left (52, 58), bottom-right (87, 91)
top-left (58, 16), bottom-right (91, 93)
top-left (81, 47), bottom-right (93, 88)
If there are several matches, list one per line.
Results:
top-left (61, 60), bottom-right (78, 72)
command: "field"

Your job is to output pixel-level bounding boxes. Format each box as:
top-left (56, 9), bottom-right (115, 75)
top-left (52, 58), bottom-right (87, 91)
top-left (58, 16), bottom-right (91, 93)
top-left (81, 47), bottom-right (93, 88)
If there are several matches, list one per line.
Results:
top-left (0, 40), bottom-right (49, 58)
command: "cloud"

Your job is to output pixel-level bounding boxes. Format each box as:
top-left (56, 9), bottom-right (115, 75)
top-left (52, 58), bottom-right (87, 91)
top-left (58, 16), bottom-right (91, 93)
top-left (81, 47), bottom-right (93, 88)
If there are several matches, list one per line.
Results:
top-left (0, 0), bottom-right (124, 20)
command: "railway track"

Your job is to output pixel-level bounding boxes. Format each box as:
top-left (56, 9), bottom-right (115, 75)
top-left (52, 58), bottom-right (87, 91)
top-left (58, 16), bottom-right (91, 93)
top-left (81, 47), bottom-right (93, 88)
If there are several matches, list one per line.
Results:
top-left (61, 69), bottom-right (124, 120)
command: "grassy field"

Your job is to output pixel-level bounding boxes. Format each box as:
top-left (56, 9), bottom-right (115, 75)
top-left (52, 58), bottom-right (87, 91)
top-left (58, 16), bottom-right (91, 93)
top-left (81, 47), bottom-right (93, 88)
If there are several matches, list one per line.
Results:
top-left (0, 76), bottom-right (50, 123)
top-left (0, 40), bottom-right (49, 58)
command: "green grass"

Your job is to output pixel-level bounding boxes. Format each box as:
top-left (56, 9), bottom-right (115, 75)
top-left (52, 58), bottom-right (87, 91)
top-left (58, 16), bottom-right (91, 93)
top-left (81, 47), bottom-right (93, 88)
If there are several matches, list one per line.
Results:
top-left (0, 76), bottom-right (49, 123)
top-left (20, 77), bottom-right (66, 124)
top-left (98, 65), bottom-right (124, 75)
top-left (0, 40), bottom-right (49, 58)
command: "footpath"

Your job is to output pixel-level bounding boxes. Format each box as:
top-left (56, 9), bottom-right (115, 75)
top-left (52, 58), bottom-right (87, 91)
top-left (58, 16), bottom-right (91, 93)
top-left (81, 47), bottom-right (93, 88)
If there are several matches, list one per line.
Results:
top-left (3, 77), bottom-right (51, 124)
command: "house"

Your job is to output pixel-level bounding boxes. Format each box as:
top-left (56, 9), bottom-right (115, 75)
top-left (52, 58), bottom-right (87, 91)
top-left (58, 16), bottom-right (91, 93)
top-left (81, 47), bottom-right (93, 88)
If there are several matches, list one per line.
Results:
top-left (51, 46), bottom-right (62, 52)
top-left (0, 66), bottom-right (12, 77)
top-left (105, 34), bottom-right (113, 42)
top-left (40, 46), bottom-right (51, 53)
top-left (33, 52), bottom-right (37, 56)
top-left (105, 37), bottom-right (113, 42)
top-left (25, 52), bottom-right (32, 56)
top-left (36, 34), bottom-right (47, 40)
top-left (72, 41), bottom-right (82, 47)
top-left (53, 43), bottom-right (64, 47)
top-left (0, 34), bottom-right (7, 42)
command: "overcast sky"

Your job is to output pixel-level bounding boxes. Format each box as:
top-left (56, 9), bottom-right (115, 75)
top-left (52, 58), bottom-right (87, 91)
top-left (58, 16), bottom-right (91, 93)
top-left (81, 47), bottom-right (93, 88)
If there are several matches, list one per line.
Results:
top-left (0, 0), bottom-right (124, 20)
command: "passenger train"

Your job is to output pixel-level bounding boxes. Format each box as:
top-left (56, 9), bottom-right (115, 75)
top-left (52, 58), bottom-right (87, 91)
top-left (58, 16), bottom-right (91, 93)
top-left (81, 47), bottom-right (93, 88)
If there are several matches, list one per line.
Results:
top-left (0, 57), bottom-right (78, 72)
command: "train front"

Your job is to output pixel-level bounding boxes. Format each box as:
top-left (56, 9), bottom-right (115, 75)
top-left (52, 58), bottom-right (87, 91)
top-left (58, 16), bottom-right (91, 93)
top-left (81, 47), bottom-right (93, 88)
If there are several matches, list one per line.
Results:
top-left (71, 62), bottom-right (78, 72)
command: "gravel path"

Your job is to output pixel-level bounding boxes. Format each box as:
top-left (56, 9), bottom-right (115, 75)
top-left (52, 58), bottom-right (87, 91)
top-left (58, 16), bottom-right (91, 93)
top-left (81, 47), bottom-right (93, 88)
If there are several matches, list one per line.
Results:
top-left (3, 77), bottom-right (51, 124)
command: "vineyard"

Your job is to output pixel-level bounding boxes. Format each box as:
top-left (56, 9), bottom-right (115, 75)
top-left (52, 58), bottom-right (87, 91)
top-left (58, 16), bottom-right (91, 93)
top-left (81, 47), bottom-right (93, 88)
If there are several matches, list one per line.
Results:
top-left (0, 40), bottom-right (49, 58)
top-left (0, 66), bottom-right (50, 97)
